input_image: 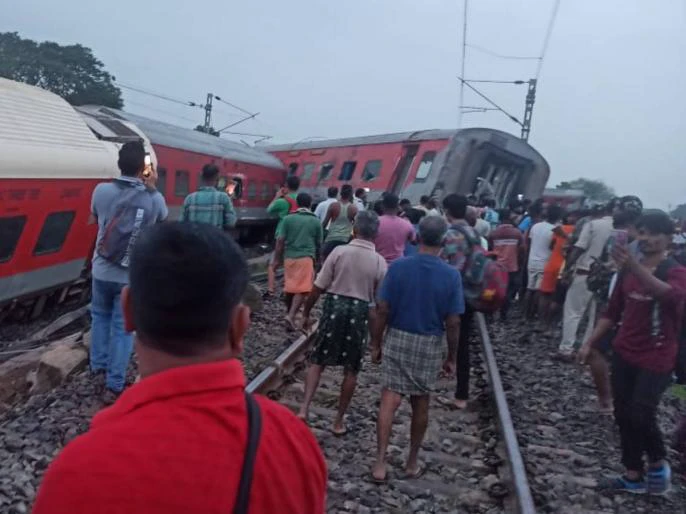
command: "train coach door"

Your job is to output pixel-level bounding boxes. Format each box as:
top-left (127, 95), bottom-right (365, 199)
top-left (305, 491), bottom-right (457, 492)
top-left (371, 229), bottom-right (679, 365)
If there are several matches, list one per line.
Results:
top-left (388, 144), bottom-right (419, 197)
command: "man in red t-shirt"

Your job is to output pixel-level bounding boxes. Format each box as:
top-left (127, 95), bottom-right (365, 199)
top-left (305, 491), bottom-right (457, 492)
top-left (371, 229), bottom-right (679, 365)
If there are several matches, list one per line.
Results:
top-left (33, 222), bottom-right (326, 514)
top-left (487, 208), bottom-right (524, 320)
top-left (579, 211), bottom-right (686, 496)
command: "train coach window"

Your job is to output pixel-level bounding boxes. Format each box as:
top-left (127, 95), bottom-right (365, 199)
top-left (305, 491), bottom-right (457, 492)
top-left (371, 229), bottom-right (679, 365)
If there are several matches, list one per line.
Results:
top-left (301, 162), bottom-right (315, 181)
top-left (338, 161), bottom-right (357, 181)
top-left (287, 163), bottom-right (299, 176)
top-left (247, 181), bottom-right (257, 200)
top-left (174, 170), bottom-right (189, 197)
top-left (33, 211), bottom-right (75, 256)
top-left (318, 163), bottom-right (334, 184)
top-left (414, 151), bottom-right (436, 183)
top-left (0, 215), bottom-right (27, 263)
top-left (157, 168), bottom-right (167, 197)
top-left (261, 181), bottom-right (271, 200)
top-left (361, 160), bottom-right (382, 182)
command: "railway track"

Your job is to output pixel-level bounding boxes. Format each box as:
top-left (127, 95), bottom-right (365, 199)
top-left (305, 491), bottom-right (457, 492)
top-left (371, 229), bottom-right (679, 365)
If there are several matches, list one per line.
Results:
top-left (247, 313), bottom-right (536, 513)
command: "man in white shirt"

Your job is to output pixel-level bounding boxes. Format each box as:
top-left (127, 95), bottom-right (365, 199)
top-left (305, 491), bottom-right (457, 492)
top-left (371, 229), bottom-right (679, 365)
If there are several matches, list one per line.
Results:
top-left (354, 188), bottom-right (367, 211)
top-left (558, 203), bottom-right (614, 358)
top-left (525, 205), bottom-right (563, 319)
top-left (314, 186), bottom-right (338, 222)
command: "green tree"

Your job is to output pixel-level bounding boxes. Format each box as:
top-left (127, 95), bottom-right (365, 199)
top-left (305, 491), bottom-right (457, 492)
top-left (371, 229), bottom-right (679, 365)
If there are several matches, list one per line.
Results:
top-left (671, 204), bottom-right (686, 220)
top-left (0, 32), bottom-right (123, 108)
top-left (194, 125), bottom-right (220, 137)
top-left (555, 178), bottom-right (615, 202)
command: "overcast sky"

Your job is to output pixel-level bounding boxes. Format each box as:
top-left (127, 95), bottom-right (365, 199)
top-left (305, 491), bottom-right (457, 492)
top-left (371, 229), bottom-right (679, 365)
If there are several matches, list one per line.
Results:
top-left (3, 0), bottom-right (684, 208)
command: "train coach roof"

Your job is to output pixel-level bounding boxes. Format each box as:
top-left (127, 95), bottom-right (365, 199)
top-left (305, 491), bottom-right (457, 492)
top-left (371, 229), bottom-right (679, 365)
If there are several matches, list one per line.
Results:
top-left (262, 129), bottom-right (457, 152)
top-left (0, 78), bottom-right (119, 179)
top-left (84, 107), bottom-right (284, 170)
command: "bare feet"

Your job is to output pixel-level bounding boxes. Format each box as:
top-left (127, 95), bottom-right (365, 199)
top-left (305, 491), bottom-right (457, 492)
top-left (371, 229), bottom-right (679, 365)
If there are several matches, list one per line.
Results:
top-left (284, 316), bottom-right (297, 331)
top-left (598, 401), bottom-right (613, 415)
top-left (370, 461), bottom-right (387, 484)
top-left (403, 463), bottom-right (426, 479)
top-left (331, 422), bottom-right (347, 436)
top-left (453, 399), bottom-right (468, 410)
top-left (436, 396), bottom-right (467, 410)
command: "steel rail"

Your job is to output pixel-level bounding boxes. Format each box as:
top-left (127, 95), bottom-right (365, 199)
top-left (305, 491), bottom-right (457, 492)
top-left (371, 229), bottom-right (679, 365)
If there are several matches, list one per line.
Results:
top-left (246, 323), bottom-right (318, 394)
top-left (476, 312), bottom-right (536, 513)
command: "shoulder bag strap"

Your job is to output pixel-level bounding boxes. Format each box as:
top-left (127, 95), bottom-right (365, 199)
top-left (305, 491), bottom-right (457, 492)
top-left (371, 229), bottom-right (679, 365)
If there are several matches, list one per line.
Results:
top-left (233, 392), bottom-right (262, 514)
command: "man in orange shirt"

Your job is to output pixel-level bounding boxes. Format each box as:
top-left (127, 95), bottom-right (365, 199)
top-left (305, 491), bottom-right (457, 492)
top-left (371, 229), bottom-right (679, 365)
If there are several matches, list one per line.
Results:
top-left (33, 222), bottom-right (326, 514)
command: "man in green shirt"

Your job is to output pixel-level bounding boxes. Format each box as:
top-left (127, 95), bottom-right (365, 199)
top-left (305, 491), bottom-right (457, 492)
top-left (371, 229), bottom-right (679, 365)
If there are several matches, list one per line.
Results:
top-left (274, 192), bottom-right (323, 330)
top-left (180, 164), bottom-right (236, 231)
top-left (266, 175), bottom-right (300, 295)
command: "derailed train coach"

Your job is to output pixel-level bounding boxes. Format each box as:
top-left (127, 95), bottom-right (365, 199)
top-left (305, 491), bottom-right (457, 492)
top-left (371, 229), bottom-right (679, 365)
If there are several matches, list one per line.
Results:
top-left (266, 127), bottom-right (549, 208)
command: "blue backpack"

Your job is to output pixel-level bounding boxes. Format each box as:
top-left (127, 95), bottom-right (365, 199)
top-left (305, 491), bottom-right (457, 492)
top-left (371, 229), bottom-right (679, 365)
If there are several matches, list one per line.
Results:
top-left (97, 179), bottom-right (156, 268)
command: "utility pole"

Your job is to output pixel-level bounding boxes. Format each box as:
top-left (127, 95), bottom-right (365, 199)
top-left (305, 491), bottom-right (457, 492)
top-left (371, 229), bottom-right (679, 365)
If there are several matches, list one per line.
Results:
top-left (203, 93), bottom-right (213, 132)
top-left (520, 79), bottom-right (536, 141)
top-left (458, 0), bottom-right (468, 128)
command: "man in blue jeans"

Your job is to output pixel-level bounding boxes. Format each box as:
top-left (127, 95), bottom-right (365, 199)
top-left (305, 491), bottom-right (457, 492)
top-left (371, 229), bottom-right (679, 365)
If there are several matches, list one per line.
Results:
top-left (90, 141), bottom-right (167, 403)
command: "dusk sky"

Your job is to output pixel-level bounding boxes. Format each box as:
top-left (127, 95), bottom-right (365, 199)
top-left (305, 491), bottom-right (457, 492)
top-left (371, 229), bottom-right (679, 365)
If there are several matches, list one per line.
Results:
top-left (3, 0), bottom-right (684, 207)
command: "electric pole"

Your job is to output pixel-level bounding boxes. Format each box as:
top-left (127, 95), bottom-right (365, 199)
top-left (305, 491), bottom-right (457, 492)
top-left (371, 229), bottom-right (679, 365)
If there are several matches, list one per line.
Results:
top-left (520, 79), bottom-right (536, 141)
top-left (203, 93), bottom-right (213, 132)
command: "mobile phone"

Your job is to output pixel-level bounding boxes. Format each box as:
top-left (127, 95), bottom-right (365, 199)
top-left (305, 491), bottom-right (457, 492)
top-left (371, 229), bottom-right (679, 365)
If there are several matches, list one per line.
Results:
top-left (611, 229), bottom-right (629, 250)
top-left (143, 153), bottom-right (152, 178)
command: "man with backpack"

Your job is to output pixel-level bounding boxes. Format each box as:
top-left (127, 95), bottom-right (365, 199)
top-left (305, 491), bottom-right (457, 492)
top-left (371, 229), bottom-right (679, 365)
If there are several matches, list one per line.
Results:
top-left (440, 194), bottom-right (479, 409)
top-left (90, 141), bottom-right (168, 403)
top-left (441, 194), bottom-right (509, 410)
top-left (578, 211), bottom-right (686, 494)
top-left (266, 175), bottom-right (300, 296)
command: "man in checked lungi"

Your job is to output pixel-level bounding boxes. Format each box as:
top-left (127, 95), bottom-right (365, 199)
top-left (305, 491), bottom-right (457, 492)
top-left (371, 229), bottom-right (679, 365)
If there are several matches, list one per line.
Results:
top-left (370, 216), bottom-right (464, 483)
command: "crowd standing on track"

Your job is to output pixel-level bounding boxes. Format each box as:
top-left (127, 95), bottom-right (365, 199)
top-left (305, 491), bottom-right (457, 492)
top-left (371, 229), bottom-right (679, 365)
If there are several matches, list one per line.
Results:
top-left (27, 152), bottom-right (686, 511)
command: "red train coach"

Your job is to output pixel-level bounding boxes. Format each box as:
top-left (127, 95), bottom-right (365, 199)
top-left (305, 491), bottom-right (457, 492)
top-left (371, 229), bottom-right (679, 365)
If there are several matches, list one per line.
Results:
top-left (265, 127), bottom-right (549, 208)
top-left (0, 78), bottom-right (141, 317)
top-left (77, 107), bottom-right (286, 236)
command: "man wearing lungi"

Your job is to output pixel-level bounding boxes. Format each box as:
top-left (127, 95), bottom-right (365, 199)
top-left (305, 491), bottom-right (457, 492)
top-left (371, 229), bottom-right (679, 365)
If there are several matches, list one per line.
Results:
top-left (370, 216), bottom-right (464, 483)
top-left (297, 211), bottom-right (387, 433)
top-left (274, 193), bottom-right (323, 330)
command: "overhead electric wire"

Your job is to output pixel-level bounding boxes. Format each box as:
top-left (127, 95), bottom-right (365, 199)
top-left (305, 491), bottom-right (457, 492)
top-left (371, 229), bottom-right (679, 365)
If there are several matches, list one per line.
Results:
top-left (466, 43), bottom-right (539, 61)
top-left (124, 100), bottom-right (199, 124)
top-left (213, 95), bottom-right (255, 117)
top-left (117, 82), bottom-right (204, 109)
top-left (457, 77), bottom-right (523, 126)
top-left (535, 0), bottom-right (561, 79)
top-left (464, 79), bottom-right (527, 84)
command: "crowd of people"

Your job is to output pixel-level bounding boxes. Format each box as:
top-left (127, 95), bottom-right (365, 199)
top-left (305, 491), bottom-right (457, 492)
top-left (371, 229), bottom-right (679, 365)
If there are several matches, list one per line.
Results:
top-left (30, 142), bottom-right (686, 512)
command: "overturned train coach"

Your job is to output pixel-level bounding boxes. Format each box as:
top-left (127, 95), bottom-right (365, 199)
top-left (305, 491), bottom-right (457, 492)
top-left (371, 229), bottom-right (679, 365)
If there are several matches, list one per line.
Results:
top-left (265, 127), bottom-right (549, 209)
top-left (0, 78), bottom-right (285, 319)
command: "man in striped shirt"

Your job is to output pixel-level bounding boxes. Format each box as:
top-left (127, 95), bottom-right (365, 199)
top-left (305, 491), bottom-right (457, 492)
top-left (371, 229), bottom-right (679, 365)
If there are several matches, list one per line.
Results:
top-left (180, 164), bottom-right (236, 231)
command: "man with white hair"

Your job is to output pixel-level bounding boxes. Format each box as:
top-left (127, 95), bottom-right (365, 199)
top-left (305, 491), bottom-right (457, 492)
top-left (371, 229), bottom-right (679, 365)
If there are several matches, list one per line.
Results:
top-left (299, 211), bottom-right (387, 434)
